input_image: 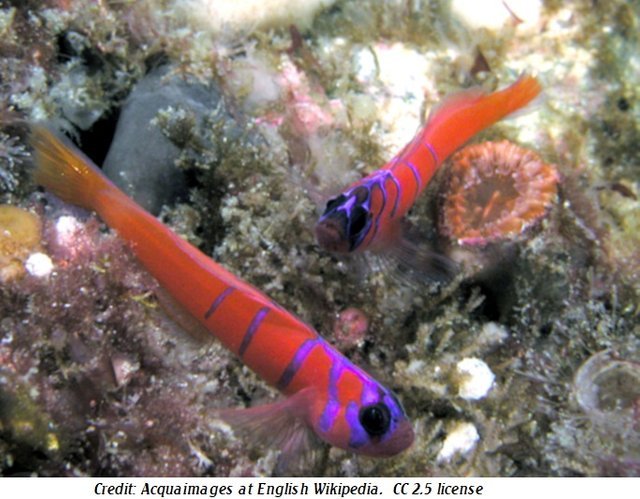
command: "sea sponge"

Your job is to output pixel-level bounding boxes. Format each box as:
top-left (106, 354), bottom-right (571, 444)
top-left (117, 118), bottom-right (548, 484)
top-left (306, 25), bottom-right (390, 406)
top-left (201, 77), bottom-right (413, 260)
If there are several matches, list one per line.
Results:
top-left (0, 204), bottom-right (42, 282)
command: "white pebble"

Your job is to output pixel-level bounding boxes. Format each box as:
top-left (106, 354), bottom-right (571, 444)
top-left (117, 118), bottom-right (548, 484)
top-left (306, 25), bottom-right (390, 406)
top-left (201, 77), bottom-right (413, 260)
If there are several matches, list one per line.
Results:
top-left (456, 357), bottom-right (495, 400)
top-left (479, 322), bottom-right (509, 346)
top-left (437, 421), bottom-right (479, 463)
top-left (353, 47), bottom-right (378, 84)
top-left (111, 353), bottom-right (140, 387)
top-left (25, 252), bottom-right (54, 278)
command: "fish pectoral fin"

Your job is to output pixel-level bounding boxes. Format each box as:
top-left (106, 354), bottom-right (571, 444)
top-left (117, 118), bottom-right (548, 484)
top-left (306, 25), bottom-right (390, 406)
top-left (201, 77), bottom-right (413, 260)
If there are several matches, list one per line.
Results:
top-left (368, 231), bottom-right (457, 291)
top-left (214, 388), bottom-right (322, 473)
top-left (392, 234), bottom-right (458, 283)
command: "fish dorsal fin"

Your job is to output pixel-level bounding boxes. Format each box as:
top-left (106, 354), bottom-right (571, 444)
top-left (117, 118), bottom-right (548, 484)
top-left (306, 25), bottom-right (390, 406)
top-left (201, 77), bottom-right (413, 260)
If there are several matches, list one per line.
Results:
top-left (215, 387), bottom-right (323, 475)
top-left (424, 86), bottom-right (486, 130)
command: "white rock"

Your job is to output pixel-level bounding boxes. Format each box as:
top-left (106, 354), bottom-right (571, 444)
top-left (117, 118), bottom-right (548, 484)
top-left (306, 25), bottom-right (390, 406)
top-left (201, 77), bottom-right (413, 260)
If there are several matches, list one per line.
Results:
top-left (55, 215), bottom-right (82, 244)
top-left (177, 0), bottom-right (335, 34)
top-left (478, 322), bottom-right (509, 346)
top-left (437, 421), bottom-right (479, 463)
top-left (111, 353), bottom-right (140, 387)
top-left (24, 252), bottom-right (54, 278)
top-left (456, 357), bottom-right (495, 400)
top-left (451, 0), bottom-right (542, 32)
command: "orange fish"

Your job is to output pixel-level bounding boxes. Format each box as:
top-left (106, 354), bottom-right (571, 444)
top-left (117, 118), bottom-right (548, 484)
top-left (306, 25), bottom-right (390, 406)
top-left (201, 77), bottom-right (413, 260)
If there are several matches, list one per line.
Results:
top-left (31, 126), bottom-right (414, 463)
top-left (315, 75), bottom-right (541, 277)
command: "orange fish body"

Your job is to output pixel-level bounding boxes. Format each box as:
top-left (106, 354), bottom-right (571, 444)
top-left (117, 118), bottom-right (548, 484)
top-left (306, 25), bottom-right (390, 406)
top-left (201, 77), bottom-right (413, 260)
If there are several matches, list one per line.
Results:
top-left (31, 127), bottom-right (414, 458)
top-left (315, 75), bottom-right (542, 259)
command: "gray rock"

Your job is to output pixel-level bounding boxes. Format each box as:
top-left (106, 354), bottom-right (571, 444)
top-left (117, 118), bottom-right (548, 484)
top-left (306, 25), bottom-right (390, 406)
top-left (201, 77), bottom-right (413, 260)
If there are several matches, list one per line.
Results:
top-left (103, 65), bottom-right (221, 214)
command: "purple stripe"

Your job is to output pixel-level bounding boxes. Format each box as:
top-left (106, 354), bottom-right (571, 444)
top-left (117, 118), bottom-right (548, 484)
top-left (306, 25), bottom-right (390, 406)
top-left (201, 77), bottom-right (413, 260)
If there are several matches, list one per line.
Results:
top-left (276, 339), bottom-right (318, 391)
top-left (423, 141), bottom-right (439, 165)
top-left (238, 306), bottom-right (270, 358)
top-left (360, 380), bottom-right (379, 406)
top-left (385, 171), bottom-right (401, 218)
top-left (319, 345), bottom-right (343, 433)
top-left (203, 286), bottom-right (235, 320)
top-left (403, 159), bottom-right (422, 202)
top-left (347, 375), bottom-right (380, 447)
top-left (320, 398), bottom-right (341, 434)
top-left (369, 177), bottom-right (387, 243)
top-left (371, 175), bottom-right (388, 215)
top-left (346, 400), bottom-right (367, 448)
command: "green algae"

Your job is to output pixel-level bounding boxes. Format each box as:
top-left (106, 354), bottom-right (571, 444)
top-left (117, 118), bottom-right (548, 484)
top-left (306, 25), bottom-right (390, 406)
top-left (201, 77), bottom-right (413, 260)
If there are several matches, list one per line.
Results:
top-left (0, 384), bottom-right (61, 455)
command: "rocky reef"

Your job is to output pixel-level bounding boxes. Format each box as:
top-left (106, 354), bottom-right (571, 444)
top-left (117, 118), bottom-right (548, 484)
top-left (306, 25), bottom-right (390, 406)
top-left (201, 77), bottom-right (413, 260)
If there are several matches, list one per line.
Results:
top-left (0, 0), bottom-right (638, 477)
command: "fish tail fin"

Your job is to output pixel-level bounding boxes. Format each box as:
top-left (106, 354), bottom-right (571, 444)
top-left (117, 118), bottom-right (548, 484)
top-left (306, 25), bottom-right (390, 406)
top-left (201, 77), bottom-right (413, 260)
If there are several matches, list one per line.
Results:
top-left (423, 75), bottom-right (542, 161)
top-left (428, 75), bottom-right (542, 129)
top-left (495, 74), bottom-right (542, 115)
top-left (30, 125), bottom-right (111, 211)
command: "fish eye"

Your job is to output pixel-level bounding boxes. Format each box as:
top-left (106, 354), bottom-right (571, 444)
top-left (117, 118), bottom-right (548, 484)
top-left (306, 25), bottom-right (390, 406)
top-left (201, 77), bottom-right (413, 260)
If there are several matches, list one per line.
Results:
top-left (349, 206), bottom-right (371, 237)
top-left (325, 194), bottom-right (346, 213)
top-left (359, 403), bottom-right (391, 437)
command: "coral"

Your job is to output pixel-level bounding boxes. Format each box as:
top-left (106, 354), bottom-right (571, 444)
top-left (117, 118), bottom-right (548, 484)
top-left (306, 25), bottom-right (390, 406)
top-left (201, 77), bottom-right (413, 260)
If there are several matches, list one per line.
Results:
top-left (440, 140), bottom-right (560, 247)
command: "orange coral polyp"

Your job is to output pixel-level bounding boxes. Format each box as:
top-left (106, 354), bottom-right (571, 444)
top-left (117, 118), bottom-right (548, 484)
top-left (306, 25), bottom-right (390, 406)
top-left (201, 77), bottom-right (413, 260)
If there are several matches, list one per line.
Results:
top-left (442, 141), bottom-right (559, 246)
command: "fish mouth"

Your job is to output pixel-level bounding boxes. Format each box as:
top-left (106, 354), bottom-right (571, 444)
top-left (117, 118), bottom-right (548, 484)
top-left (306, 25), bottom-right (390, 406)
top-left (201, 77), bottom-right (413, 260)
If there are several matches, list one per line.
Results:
top-left (315, 219), bottom-right (350, 253)
top-left (358, 419), bottom-right (415, 457)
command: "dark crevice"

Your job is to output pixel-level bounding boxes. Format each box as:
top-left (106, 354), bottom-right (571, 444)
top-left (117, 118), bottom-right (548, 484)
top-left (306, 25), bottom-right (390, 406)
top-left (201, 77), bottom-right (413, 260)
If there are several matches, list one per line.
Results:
top-left (76, 108), bottom-right (121, 167)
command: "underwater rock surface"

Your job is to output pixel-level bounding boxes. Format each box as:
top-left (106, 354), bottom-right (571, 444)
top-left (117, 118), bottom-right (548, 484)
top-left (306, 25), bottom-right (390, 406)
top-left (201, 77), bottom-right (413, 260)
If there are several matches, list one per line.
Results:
top-left (103, 65), bottom-right (224, 214)
top-left (0, 0), bottom-right (639, 478)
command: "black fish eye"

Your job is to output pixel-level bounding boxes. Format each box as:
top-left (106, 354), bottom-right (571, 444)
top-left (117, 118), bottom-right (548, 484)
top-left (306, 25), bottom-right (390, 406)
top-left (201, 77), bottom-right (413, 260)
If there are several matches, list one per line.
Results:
top-left (349, 206), bottom-right (370, 237)
top-left (325, 194), bottom-right (346, 213)
top-left (359, 403), bottom-right (391, 436)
